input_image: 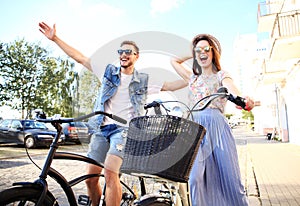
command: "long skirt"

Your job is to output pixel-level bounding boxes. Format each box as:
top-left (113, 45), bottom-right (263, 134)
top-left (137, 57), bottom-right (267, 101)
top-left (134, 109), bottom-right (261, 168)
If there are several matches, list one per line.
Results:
top-left (189, 108), bottom-right (248, 206)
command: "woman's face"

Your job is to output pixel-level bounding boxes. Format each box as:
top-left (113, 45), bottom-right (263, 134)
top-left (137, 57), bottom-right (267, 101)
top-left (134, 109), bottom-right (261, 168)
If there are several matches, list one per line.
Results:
top-left (194, 40), bottom-right (213, 69)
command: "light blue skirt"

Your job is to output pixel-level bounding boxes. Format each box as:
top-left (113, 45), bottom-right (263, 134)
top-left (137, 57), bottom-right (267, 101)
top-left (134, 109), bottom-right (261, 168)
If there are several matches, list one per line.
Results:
top-left (189, 109), bottom-right (248, 206)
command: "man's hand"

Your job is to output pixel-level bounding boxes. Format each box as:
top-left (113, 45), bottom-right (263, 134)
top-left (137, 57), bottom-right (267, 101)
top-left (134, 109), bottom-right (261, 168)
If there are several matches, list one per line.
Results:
top-left (39, 22), bottom-right (56, 41)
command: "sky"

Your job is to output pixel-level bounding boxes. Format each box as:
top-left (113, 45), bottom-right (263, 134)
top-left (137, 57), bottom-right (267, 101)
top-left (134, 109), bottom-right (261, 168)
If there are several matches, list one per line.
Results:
top-left (0, 0), bottom-right (262, 117)
top-left (1, 0), bottom-right (262, 68)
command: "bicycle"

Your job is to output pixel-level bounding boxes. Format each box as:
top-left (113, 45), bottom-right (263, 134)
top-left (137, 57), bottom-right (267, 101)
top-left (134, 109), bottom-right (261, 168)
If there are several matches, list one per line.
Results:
top-left (0, 86), bottom-right (246, 206)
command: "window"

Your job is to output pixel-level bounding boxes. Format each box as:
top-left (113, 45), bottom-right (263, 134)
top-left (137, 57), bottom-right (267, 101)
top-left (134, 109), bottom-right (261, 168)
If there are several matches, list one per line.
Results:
top-left (11, 120), bottom-right (22, 129)
top-left (0, 120), bottom-right (11, 128)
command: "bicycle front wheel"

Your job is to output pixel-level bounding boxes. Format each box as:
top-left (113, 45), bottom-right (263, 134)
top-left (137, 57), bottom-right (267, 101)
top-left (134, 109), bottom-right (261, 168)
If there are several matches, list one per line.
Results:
top-left (0, 186), bottom-right (57, 206)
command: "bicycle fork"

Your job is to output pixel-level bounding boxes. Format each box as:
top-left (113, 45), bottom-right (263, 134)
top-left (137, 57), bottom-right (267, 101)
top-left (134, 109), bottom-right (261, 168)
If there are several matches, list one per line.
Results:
top-left (177, 182), bottom-right (191, 206)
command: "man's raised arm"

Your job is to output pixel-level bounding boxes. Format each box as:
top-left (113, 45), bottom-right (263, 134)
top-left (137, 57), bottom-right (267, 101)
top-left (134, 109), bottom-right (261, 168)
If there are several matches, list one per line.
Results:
top-left (39, 22), bottom-right (92, 71)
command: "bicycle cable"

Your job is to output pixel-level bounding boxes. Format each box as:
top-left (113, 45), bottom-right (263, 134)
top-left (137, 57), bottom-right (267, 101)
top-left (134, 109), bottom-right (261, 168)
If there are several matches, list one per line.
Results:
top-left (24, 110), bottom-right (42, 170)
top-left (25, 146), bottom-right (42, 170)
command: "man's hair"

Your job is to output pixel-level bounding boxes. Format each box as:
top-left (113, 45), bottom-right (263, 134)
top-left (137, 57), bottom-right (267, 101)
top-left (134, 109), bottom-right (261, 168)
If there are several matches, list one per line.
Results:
top-left (120, 40), bottom-right (139, 54)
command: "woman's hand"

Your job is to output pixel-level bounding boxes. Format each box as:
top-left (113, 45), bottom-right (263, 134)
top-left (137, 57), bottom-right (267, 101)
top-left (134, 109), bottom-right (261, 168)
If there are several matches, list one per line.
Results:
top-left (236, 96), bottom-right (255, 111)
top-left (39, 22), bottom-right (56, 41)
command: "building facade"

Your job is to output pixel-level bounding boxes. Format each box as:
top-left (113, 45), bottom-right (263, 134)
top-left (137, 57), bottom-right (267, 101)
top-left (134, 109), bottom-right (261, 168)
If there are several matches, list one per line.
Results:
top-left (254, 0), bottom-right (300, 144)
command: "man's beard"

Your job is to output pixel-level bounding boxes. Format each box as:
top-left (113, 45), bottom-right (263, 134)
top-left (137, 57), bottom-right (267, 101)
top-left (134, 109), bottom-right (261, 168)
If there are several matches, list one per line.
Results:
top-left (121, 61), bottom-right (133, 69)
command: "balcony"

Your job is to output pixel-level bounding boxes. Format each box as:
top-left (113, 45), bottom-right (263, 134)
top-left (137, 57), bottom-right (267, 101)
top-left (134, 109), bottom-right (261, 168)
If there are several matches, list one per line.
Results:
top-left (257, 59), bottom-right (289, 85)
top-left (257, 1), bottom-right (300, 84)
top-left (269, 10), bottom-right (300, 62)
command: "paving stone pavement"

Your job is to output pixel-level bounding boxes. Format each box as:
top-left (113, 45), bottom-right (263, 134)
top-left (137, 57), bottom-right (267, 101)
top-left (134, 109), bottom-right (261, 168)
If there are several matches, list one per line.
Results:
top-left (0, 145), bottom-right (164, 205)
top-left (1, 125), bottom-right (300, 205)
top-left (233, 125), bottom-right (300, 206)
top-left (0, 149), bottom-right (90, 205)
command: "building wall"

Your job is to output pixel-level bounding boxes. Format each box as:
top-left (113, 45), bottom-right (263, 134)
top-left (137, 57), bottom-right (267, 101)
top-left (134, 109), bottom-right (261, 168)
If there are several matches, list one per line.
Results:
top-left (283, 64), bottom-right (300, 144)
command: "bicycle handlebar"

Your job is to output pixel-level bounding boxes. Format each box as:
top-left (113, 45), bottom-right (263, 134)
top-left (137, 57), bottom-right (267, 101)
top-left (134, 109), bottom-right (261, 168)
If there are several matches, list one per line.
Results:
top-left (36, 87), bottom-right (245, 125)
top-left (35, 110), bottom-right (127, 125)
top-left (144, 101), bottom-right (161, 110)
top-left (217, 86), bottom-right (246, 109)
top-left (144, 86), bottom-right (247, 114)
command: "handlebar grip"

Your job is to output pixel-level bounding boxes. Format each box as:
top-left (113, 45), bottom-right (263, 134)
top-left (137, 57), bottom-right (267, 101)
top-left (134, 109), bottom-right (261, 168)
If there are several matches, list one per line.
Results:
top-left (94, 111), bottom-right (127, 125)
top-left (228, 94), bottom-right (246, 109)
top-left (111, 115), bottom-right (127, 125)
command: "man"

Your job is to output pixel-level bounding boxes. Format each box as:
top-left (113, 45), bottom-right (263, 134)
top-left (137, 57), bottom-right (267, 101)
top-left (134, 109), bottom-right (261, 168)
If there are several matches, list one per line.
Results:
top-left (39, 22), bottom-right (187, 206)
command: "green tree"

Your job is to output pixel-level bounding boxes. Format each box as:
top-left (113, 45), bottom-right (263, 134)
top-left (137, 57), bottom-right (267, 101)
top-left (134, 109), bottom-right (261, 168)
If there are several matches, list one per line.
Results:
top-left (242, 109), bottom-right (254, 121)
top-left (76, 69), bottom-right (101, 117)
top-left (0, 39), bottom-right (78, 118)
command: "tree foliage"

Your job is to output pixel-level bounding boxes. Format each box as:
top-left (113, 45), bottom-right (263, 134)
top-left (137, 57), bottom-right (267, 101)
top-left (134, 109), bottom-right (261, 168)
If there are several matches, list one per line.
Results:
top-left (0, 39), bottom-right (78, 118)
top-left (242, 109), bottom-right (254, 121)
top-left (76, 69), bottom-right (101, 117)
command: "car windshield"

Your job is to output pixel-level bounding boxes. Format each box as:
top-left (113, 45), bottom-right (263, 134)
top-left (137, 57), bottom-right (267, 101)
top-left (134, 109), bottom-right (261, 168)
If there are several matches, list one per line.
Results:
top-left (22, 121), bottom-right (48, 129)
top-left (74, 122), bottom-right (87, 127)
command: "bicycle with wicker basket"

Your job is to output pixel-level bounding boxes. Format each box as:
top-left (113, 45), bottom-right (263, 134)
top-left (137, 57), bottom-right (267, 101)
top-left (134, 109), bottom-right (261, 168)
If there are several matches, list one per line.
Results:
top-left (121, 107), bottom-right (205, 206)
top-left (0, 87), bottom-right (246, 206)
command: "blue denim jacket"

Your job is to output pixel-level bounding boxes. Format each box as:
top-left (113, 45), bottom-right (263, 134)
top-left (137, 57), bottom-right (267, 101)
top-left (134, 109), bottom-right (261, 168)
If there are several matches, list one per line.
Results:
top-left (88, 64), bottom-right (149, 128)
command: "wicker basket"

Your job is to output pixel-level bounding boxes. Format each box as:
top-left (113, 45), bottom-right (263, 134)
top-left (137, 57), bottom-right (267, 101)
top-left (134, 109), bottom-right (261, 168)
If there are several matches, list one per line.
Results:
top-left (121, 115), bottom-right (206, 183)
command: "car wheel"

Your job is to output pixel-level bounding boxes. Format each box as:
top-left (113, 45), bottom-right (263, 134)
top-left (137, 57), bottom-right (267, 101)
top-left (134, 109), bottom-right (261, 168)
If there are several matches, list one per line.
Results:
top-left (25, 136), bottom-right (36, 149)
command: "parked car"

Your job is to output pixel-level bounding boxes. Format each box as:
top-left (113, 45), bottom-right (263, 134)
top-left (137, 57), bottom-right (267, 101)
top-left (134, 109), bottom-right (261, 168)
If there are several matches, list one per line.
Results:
top-left (61, 121), bottom-right (89, 144)
top-left (83, 122), bottom-right (96, 138)
top-left (0, 119), bottom-right (62, 148)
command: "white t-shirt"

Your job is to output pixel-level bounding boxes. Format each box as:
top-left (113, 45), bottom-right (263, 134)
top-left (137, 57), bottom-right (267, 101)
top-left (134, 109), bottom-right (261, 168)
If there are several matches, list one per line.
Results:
top-left (102, 72), bottom-right (163, 125)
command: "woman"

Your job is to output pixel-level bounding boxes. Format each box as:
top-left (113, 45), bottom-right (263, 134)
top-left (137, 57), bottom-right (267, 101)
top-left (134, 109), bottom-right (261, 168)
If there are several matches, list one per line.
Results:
top-left (171, 34), bottom-right (254, 206)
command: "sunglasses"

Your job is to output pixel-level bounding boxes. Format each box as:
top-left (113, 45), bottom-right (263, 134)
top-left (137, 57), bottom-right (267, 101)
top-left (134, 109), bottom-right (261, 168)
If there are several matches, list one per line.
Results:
top-left (117, 49), bottom-right (136, 55)
top-left (194, 46), bottom-right (212, 53)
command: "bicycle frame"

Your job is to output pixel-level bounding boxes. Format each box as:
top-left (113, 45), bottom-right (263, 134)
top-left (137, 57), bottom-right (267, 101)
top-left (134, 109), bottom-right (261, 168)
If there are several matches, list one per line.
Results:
top-left (10, 124), bottom-right (89, 205)
top-left (10, 120), bottom-right (138, 206)
top-left (1, 126), bottom-right (185, 206)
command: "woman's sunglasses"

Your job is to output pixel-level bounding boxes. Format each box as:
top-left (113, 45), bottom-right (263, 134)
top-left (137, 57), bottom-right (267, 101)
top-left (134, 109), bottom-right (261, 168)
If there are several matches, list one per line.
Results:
top-left (194, 46), bottom-right (212, 53)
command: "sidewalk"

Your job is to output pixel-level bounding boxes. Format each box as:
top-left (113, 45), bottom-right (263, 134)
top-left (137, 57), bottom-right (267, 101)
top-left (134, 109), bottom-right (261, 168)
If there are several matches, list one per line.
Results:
top-left (234, 125), bottom-right (300, 206)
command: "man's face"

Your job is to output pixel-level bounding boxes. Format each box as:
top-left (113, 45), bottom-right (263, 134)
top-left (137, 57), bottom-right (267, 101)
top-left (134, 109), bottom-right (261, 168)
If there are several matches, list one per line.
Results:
top-left (118, 44), bottom-right (139, 69)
